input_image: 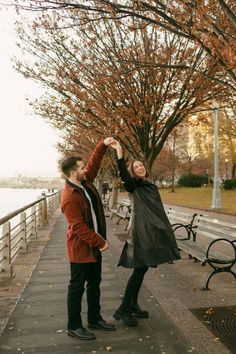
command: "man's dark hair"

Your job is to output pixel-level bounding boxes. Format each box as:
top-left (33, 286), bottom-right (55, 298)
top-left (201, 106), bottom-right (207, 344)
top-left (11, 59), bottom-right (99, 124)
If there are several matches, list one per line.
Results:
top-left (60, 155), bottom-right (82, 177)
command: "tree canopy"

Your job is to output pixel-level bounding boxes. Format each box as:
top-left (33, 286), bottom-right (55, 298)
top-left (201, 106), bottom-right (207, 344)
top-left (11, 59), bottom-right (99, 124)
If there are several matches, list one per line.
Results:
top-left (9, 0), bottom-right (236, 92)
top-left (14, 13), bottom-right (229, 172)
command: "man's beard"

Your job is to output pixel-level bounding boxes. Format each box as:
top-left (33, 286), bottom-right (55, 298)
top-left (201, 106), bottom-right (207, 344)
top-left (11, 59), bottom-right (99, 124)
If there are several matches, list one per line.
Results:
top-left (76, 172), bottom-right (86, 183)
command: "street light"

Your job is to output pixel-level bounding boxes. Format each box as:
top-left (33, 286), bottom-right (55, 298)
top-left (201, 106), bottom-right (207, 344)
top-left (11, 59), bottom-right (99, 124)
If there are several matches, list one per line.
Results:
top-left (206, 169), bottom-right (209, 185)
top-left (225, 158), bottom-right (229, 180)
top-left (211, 100), bottom-right (221, 209)
top-left (191, 101), bottom-right (227, 209)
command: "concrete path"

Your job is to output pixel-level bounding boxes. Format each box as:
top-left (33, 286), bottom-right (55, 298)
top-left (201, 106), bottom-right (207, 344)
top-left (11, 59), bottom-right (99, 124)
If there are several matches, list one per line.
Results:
top-left (0, 210), bottom-right (235, 354)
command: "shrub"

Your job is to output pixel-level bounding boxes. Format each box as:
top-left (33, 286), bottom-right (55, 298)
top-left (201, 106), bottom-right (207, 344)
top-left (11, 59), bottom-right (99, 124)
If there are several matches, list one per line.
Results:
top-left (223, 179), bottom-right (236, 190)
top-left (178, 174), bottom-right (208, 187)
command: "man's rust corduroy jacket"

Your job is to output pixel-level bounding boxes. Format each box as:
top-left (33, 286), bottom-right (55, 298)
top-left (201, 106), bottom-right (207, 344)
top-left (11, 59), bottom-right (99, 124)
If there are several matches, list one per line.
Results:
top-left (60, 141), bottom-right (107, 263)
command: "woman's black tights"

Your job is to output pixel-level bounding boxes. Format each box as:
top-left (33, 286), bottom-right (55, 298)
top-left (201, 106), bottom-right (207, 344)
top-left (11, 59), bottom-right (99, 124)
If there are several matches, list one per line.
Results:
top-left (119, 267), bottom-right (148, 313)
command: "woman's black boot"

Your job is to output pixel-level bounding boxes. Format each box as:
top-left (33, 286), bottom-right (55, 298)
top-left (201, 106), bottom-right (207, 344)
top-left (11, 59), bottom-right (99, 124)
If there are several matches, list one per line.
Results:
top-left (130, 302), bottom-right (149, 318)
top-left (113, 309), bottom-right (138, 326)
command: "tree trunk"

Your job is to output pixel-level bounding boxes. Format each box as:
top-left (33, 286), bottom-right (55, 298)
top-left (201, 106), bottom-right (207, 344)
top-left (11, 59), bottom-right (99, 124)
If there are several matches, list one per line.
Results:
top-left (109, 178), bottom-right (120, 210)
top-left (171, 135), bottom-right (176, 192)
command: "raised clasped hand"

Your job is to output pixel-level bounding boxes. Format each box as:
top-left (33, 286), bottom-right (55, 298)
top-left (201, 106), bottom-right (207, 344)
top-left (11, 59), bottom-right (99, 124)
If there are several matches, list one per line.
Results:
top-left (110, 139), bottom-right (121, 150)
top-left (103, 137), bottom-right (115, 146)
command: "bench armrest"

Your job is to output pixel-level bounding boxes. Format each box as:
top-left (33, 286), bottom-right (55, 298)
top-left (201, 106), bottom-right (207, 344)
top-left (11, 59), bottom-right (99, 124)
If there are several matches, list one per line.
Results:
top-left (117, 204), bottom-right (131, 213)
top-left (172, 223), bottom-right (195, 241)
top-left (206, 238), bottom-right (236, 267)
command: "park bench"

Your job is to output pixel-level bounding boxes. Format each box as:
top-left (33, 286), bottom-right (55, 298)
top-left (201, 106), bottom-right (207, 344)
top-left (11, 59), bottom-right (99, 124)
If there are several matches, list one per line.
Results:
top-left (167, 208), bottom-right (197, 239)
top-left (102, 193), bottom-right (110, 210)
top-left (171, 212), bottom-right (236, 290)
top-left (110, 198), bottom-right (132, 230)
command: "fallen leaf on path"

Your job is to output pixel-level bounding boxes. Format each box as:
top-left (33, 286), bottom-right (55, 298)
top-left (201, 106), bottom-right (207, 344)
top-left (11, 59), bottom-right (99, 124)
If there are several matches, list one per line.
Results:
top-left (205, 308), bottom-right (214, 315)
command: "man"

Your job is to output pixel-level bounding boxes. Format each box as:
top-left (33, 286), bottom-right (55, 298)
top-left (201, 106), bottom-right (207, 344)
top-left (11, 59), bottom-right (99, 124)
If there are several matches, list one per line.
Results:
top-left (60, 137), bottom-right (115, 340)
top-left (101, 181), bottom-right (109, 200)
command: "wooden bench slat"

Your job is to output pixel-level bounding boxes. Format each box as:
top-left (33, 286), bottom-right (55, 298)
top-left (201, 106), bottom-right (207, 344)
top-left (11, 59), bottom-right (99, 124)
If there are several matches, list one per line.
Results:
top-left (198, 229), bottom-right (236, 241)
top-left (197, 215), bottom-right (236, 229)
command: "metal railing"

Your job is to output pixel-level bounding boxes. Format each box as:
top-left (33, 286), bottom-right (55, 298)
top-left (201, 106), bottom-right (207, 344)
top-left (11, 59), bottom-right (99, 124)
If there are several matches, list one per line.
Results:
top-left (0, 191), bottom-right (61, 279)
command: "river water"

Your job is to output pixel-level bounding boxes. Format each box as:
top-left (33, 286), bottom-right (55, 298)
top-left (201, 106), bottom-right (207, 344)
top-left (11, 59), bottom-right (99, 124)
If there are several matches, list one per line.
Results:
top-left (0, 188), bottom-right (47, 219)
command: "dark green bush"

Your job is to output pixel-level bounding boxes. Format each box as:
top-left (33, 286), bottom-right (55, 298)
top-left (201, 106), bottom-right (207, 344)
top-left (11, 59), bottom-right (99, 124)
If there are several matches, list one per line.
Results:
top-left (223, 179), bottom-right (236, 190)
top-left (178, 174), bottom-right (208, 187)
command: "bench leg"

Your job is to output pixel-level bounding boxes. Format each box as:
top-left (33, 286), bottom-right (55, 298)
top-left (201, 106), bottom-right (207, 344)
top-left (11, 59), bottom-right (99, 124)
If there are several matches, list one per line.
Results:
top-left (202, 270), bottom-right (216, 290)
top-left (229, 269), bottom-right (236, 278)
top-left (124, 221), bottom-right (129, 231)
top-left (116, 217), bottom-right (122, 225)
top-left (202, 267), bottom-right (236, 291)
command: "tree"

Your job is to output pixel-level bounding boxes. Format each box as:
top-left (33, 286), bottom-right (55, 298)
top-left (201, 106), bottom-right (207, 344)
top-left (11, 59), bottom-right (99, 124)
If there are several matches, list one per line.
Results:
top-left (154, 124), bottom-right (197, 190)
top-left (184, 98), bottom-right (236, 179)
top-left (219, 99), bottom-right (236, 178)
top-left (177, 116), bottom-right (213, 176)
top-left (8, 0), bottom-right (236, 92)
top-left (166, 128), bottom-right (179, 192)
top-left (151, 147), bottom-right (173, 187)
top-left (14, 14), bottom-right (229, 174)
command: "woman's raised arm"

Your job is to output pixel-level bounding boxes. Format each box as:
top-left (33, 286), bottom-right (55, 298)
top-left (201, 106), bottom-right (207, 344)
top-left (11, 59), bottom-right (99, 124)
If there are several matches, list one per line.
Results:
top-left (110, 140), bottom-right (136, 192)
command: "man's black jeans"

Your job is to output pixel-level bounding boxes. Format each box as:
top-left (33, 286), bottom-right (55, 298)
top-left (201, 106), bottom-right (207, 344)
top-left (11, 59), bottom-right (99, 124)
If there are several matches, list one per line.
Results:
top-left (67, 255), bottom-right (103, 330)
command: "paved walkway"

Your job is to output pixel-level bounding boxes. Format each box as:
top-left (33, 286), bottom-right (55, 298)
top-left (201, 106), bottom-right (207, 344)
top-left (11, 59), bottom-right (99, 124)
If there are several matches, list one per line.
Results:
top-left (0, 210), bottom-right (235, 354)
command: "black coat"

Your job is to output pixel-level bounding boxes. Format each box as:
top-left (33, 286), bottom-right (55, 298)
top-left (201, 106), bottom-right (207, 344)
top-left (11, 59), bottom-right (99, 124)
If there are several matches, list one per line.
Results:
top-left (117, 158), bottom-right (181, 268)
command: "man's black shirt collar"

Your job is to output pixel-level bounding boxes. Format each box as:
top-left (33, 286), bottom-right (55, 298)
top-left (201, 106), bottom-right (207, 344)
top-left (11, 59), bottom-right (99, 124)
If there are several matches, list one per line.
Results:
top-left (66, 178), bottom-right (85, 191)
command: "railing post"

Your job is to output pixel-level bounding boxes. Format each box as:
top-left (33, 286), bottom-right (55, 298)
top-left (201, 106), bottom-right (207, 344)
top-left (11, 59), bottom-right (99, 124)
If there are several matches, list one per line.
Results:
top-left (19, 212), bottom-right (28, 253)
top-left (50, 195), bottom-right (54, 214)
top-left (35, 201), bottom-right (41, 229)
top-left (31, 205), bottom-right (37, 238)
top-left (52, 193), bottom-right (58, 212)
top-left (0, 222), bottom-right (13, 278)
top-left (47, 196), bottom-right (52, 218)
top-left (42, 198), bottom-right (48, 226)
top-left (37, 197), bottom-right (43, 229)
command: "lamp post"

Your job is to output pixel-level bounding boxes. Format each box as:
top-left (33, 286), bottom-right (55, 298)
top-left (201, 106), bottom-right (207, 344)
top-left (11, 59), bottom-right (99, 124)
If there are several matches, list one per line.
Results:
top-left (225, 158), bottom-right (229, 180)
top-left (211, 101), bottom-right (221, 209)
top-left (206, 169), bottom-right (209, 185)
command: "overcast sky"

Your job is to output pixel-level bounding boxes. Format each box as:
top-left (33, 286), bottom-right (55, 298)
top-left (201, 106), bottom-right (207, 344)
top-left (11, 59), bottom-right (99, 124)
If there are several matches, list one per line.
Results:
top-left (0, 7), bottom-right (61, 178)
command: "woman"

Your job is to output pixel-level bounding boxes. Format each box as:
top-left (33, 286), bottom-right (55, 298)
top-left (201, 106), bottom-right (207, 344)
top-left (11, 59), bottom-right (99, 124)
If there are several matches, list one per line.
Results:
top-left (111, 140), bottom-right (181, 326)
